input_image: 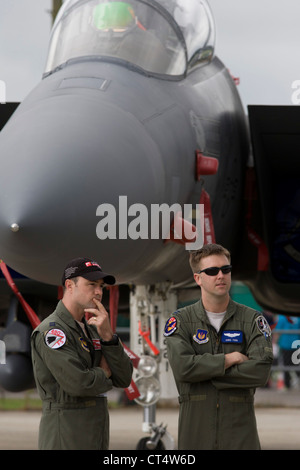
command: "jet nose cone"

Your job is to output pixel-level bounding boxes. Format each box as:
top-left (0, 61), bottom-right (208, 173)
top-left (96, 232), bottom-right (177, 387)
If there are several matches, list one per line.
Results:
top-left (0, 92), bottom-right (165, 284)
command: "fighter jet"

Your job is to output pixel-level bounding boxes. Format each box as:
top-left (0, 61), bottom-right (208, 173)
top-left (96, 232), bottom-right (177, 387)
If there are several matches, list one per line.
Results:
top-left (0, 0), bottom-right (299, 449)
top-left (0, 0), bottom-right (249, 286)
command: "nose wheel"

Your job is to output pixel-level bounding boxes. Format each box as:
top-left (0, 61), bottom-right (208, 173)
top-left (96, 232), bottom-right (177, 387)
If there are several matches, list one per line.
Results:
top-left (135, 405), bottom-right (175, 450)
top-left (136, 422), bottom-right (174, 450)
top-left (136, 436), bottom-right (165, 450)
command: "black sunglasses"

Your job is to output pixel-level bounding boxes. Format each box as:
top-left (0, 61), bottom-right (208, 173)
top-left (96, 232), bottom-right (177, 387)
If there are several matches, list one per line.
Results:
top-left (197, 265), bottom-right (232, 276)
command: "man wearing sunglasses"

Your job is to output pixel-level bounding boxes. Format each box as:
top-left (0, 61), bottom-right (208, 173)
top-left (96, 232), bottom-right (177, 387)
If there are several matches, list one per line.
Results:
top-left (164, 243), bottom-right (273, 450)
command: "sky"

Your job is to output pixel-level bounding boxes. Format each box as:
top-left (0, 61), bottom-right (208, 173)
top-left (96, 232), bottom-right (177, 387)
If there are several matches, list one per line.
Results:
top-left (0, 0), bottom-right (300, 111)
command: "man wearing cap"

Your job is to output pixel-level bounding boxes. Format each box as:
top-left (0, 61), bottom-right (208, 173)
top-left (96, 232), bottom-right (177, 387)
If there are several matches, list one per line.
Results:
top-left (31, 257), bottom-right (133, 450)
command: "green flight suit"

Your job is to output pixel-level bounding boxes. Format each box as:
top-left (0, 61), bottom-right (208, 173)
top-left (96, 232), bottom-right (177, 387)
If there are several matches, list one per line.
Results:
top-left (164, 298), bottom-right (273, 450)
top-left (31, 300), bottom-right (133, 450)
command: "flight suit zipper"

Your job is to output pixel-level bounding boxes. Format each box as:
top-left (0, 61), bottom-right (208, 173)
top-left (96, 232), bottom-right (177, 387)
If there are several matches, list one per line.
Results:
top-left (207, 325), bottom-right (222, 449)
top-left (208, 324), bottom-right (227, 449)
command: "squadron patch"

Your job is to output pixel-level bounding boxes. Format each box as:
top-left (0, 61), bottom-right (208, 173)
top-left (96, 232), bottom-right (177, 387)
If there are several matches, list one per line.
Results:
top-left (193, 329), bottom-right (209, 345)
top-left (164, 317), bottom-right (177, 336)
top-left (45, 329), bottom-right (66, 349)
top-left (79, 337), bottom-right (90, 352)
top-left (256, 315), bottom-right (271, 338)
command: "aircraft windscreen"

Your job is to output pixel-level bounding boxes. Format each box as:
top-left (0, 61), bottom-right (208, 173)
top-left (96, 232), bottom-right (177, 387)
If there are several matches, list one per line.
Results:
top-left (163, 0), bottom-right (215, 68)
top-left (44, 0), bottom-right (187, 76)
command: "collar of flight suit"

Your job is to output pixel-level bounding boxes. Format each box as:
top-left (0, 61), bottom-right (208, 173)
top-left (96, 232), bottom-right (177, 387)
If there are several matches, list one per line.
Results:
top-left (196, 297), bottom-right (238, 329)
top-left (54, 300), bottom-right (88, 335)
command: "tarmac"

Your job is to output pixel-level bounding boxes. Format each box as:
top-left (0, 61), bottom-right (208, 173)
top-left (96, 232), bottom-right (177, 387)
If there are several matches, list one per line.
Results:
top-left (1, 387), bottom-right (300, 451)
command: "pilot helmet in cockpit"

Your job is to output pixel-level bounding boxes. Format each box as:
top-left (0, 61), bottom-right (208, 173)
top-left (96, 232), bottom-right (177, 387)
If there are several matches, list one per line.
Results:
top-left (93, 1), bottom-right (136, 32)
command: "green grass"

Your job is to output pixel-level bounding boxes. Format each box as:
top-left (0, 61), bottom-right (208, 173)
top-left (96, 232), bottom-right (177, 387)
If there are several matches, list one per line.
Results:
top-left (0, 395), bottom-right (42, 411)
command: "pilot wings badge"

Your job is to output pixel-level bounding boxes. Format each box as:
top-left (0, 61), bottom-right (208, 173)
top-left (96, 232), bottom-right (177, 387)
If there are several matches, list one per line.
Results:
top-left (193, 329), bottom-right (209, 345)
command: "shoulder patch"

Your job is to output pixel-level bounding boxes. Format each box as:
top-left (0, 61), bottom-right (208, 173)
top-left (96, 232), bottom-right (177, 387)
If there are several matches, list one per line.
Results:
top-left (164, 316), bottom-right (177, 336)
top-left (256, 315), bottom-right (271, 338)
top-left (45, 328), bottom-right (66, 349)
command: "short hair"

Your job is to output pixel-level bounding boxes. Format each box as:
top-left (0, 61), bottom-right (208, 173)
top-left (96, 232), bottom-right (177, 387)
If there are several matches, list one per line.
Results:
top-left (189, 243), bottom-right (231, 273)
top-left (62, 276), bottom-right (79, 294)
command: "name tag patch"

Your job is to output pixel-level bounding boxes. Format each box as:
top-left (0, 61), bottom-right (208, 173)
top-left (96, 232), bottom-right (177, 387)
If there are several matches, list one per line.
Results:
top-left (221, 330), bottom-right (243, 344)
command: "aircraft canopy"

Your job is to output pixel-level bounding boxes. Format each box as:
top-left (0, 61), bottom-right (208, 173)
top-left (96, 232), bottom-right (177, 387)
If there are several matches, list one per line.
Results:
top-left (45, 0), bottom-right (215, 77)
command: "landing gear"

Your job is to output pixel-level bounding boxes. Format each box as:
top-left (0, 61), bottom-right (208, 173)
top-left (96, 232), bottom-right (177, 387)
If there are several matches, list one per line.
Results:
top-left (130, 284), bottom-right (177, 450)
top-left (135, 406), bottom-right (174, 450)
top-left (136, 435), bottom-right (165, 450)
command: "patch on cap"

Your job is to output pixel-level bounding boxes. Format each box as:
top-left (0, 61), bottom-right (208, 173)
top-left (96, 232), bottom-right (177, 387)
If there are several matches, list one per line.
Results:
top-left (62, 257), bottom-right (115, 285)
